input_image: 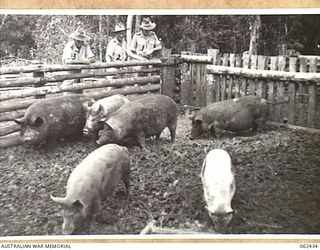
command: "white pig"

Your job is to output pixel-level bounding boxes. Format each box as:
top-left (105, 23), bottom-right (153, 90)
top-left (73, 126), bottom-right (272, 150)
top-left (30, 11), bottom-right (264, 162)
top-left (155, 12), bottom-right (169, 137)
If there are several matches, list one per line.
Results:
top-left (50, 144), bottom-right (130, 235)
top-left (83, 94), bottom-right (130, 139)
top-left (201, 149), bottom-right (235, 232)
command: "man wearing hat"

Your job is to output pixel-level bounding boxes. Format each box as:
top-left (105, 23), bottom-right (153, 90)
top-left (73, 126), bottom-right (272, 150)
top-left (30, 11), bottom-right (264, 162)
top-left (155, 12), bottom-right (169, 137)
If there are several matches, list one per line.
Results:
top-left (129, 17), bottom-right (162, 60)
top-left (62, 27), bottom-right (95, 64)
top-left (61, 27), bottom-right (95, 91)
top-left (105, 23), bottom-right (128, 63)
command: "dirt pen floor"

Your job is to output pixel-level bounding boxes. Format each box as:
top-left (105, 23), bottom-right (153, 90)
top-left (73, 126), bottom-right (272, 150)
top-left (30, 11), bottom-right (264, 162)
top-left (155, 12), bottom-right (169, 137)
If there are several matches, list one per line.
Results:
top-left (1, 114), bottom-right (320, 236)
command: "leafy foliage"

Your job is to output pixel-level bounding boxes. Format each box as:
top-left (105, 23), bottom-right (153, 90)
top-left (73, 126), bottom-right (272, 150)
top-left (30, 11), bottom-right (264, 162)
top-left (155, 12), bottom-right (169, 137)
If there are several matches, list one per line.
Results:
top-left (0, 15), bottom-right (37, 59)
top-left (0, 14), bottom-right (319, 63)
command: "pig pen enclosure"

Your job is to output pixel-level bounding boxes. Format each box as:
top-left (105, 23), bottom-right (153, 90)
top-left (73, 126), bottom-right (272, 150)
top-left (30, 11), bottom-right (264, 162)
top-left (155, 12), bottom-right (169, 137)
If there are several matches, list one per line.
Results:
top-left (1, 53), bottom-right (320, 236)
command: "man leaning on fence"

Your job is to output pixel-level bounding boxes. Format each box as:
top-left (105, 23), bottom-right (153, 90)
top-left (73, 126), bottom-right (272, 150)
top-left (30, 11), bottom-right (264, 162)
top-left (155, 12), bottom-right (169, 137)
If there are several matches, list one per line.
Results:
top-left (105, 23), bottom-right (128, 79)
top-left (61, 27), bottom-right (95, 90)
top-left (128, 17), bottom-right (162, 77)
top-left (129, 17), bottom-right (162, 61)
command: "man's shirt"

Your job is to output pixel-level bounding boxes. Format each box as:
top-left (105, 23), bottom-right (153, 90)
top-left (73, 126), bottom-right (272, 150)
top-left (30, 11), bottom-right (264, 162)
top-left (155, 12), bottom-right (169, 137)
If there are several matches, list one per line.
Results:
top-left (129, 31), bottom-right (161, 55)
top-left (106, 37), bottom-right (127, 62)
top-left (62, 40), bottom-right (94, 63)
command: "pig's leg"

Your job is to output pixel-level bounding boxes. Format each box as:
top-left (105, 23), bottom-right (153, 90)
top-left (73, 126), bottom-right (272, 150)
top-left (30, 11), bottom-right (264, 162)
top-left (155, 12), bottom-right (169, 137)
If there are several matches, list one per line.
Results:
top-left (122, 166), bottom-right (130, 195)
top-left (136, 133), bottom-right (146, 149)
top-left (253, 117), bottom-right (266, 131)
top-left (168, 121), bottom-right (177, 143)
top-left (208, 123), bottom-right (218, 138)
top-left (155, 133), bottom-right (161, 141)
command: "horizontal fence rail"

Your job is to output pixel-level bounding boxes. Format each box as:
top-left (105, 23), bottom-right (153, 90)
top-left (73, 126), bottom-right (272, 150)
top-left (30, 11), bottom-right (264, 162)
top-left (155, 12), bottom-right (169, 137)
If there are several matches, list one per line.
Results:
top-left (0, 60), bottom-right (162, 75)
top-left (0, 67), bottom-right (161, 88)
top-left (0, 57), bottom-right (178, 148)
top-left (206, 65), bottom-right (320, 83)
top-left (0, 76), bottom-right (161, 101)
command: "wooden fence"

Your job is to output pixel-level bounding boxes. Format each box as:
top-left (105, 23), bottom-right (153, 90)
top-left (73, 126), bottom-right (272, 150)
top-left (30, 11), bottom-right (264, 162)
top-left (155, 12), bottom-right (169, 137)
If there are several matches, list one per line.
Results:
top-left (2, 49), bottom-right (320, 148)
top-left (180, 49), bottom-right (320, 129)
top-left (0, 58), bottom-right (177, 148)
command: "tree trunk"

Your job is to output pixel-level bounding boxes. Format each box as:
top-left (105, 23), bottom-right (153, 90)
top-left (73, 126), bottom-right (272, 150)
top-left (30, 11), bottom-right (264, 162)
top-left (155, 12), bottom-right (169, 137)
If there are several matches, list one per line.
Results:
top-left (126, 15), bottom-right (134, 45)
top-left (249, 15), bottom-right (261, 56)
top-left (135, 15), bottom-right (141, 33)
top-left (99, 15), bottom-right (103, 62)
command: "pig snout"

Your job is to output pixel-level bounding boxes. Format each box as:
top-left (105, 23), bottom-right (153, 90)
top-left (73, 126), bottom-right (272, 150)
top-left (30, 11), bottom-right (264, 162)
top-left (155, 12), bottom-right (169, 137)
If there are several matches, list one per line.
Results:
top-left (23, 137), bottom-right (32, 143)
top-left (83, 128), bottom-right (90, 135)
top-left (62, 221), bottom-right (76, 235)
top-left (209, 212), bottom-right (233, 233)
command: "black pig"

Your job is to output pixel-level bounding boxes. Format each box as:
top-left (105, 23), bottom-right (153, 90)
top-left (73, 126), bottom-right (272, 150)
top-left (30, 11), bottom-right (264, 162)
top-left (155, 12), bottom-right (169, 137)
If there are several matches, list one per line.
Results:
top-left (190, 95), bottom-right (268, 139)
top-left (14, 94), bottom-right (94, 145)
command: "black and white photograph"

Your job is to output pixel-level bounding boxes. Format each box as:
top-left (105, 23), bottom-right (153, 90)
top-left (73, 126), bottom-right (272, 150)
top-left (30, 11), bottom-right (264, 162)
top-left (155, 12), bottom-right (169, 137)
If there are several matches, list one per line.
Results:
top-left (0, 11), bottom-right (320, 239)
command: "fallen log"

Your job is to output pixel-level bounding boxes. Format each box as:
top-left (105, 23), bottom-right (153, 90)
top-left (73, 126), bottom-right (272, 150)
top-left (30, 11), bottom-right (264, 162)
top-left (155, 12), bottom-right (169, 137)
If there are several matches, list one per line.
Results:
top-left (140, 220), bottom-right (215, 235)
top-left (0, 76), bottom-right (160, 101)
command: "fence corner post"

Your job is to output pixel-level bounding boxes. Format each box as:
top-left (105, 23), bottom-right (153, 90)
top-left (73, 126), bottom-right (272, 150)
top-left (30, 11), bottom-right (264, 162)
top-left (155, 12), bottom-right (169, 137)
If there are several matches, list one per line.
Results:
top-left (33, 61), bottom-right (45, 99)
top-left (71, 68), bottom-right (84, 95)
top-left (161, 49), bottom-right (176, 99)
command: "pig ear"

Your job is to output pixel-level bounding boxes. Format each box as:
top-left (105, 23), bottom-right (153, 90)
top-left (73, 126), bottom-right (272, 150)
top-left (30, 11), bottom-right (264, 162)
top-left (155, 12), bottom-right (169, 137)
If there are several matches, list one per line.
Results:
top-left (31, 116), bottom-right (44, 127)
top-left (225, 206), bottom-right (233, 214)
top-left (50, 195), bottom-right (68, 206)
top-left (99, 116), bottom-right (107, 122)
top-left (104, 122), bottom-right (114, 130)
top-left (14, 117), bottom-right (26, 125)
top-left (72, 200), bottom-right (84, 211)
top-left (97, 104), bottom-right (104, 113)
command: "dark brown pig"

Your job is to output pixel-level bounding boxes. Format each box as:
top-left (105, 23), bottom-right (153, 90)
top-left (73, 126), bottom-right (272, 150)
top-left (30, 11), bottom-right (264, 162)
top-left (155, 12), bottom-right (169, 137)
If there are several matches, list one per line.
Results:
top-left (14, 94), bottom-right (94, 145)
top-left (83, 95), bottom-right (129, 139)
top-left (96, 94), bottom-right (177, 148)
top-left (51, 144), bottom-right (130, 235)
top-left (190, 95), bottom-right (267, 139)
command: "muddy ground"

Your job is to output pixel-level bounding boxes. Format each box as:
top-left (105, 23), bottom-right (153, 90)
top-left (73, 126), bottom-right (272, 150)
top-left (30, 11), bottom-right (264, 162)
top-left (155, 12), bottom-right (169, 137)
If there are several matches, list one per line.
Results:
top-left (1, 115), bottom-right (320, 236)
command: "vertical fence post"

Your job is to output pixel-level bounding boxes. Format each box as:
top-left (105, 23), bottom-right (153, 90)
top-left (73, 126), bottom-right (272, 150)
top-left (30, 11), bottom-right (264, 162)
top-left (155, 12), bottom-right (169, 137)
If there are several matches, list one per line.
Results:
top-left (248, 54), bottom-right (257, 95)
top-left (268, 57), bottom-right (278, 121)
top-left (307, 57), bottom-right (317, 128)
top-left (65, 68), bottom-right (83, 95)
top-left (288, 57), bottom-right (297, 124)
top-left (220, 53), bottom-right (229, 101)
top-left (256, 55), bottom-right (267, 99)
top-left (180, 60), bottom-right (192, 106)
top-left (227, 53), bottom-right (236, 99)
top-left (241, 52), bottom-right (250, 96)
top-left (33, 62), bottom-right (45, 99)
top-left (297, 57), bottom-right (308, 126)
top-left (206, 49), bottom-right (217, 105)
top-left (161, 51), bottom-right (176, 99)
top-left (234, 54), bottom-right (242, 97)
top-left (275, 55), bottom-right (287, 123)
